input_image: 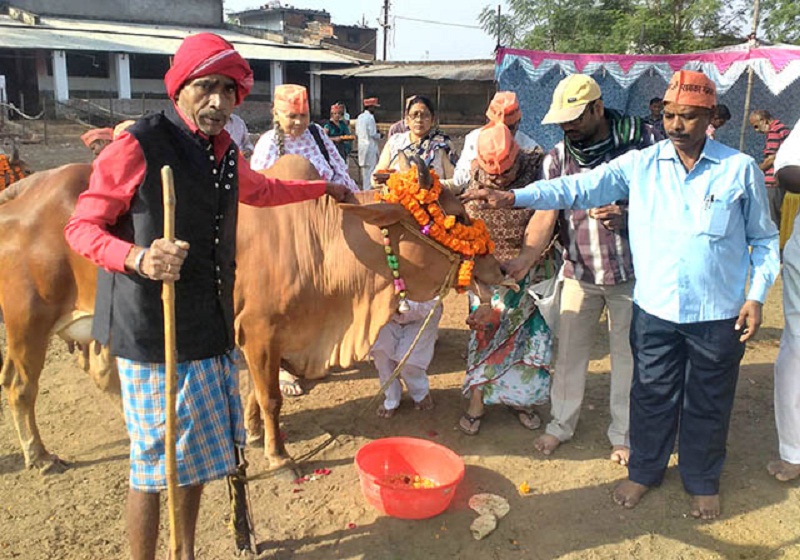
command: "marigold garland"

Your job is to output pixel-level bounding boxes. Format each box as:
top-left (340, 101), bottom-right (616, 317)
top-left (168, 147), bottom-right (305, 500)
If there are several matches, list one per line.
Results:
top-left (375, 166), bottom-right (495, 291)
top-left (0, 155), bottom-right (29, 191)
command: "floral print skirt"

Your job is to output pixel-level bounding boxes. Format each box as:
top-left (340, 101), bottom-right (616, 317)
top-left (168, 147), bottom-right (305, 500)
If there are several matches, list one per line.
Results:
top-left (463, 270), bottom-right (552, 409)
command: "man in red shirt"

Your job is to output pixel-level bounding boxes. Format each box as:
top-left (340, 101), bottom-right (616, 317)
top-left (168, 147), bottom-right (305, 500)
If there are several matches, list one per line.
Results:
top-left (750, 109), bottom-right (791, 226)
top-left (65, 33), bottom-right (348, 560)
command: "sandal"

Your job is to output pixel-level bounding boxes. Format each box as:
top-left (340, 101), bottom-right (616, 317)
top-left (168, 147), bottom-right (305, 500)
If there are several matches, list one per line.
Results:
top-left (458, 412), bottom-right (484, 436)
top-left (377, 404), bottom-right (398, 419)
top-left (414, 394), bottom-right (435, 411)
top-left (279, 369), bottom-right (304, 397)
top-left (511, 408), bottom-right (541, 430)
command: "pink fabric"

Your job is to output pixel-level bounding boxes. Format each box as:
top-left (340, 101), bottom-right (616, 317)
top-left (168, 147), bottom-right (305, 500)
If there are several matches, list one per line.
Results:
top-left (164, 33), bottom-right (253, 104)
top-left (497, 46), bottom-right (800, 75)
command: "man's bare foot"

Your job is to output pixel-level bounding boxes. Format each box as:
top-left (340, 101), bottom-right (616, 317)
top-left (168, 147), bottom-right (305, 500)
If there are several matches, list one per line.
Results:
top-left (767, 459), bottom-right (800, 482)
top-left (613, 480), bottom-right (649, 509)
top-left (414, 394), bottom-right (435, 411)
top-left (534, 433), bottom-right (561, 455)
top-left (690, 494), bottom-right (720, 520)
top-left (376, 404), bottom-right (397, 419)
top-left (610, 445), bottom-right (630, 466)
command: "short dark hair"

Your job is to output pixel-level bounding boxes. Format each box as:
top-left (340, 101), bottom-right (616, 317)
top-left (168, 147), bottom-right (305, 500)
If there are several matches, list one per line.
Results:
top-left (714, 104), bottom-right (731, 121)
top-left (751, 109), bottom-right (771, 121)
top-left (649, 97), bottom-right (662, 106)
top-left (405, 95), bottom-right (435, 116)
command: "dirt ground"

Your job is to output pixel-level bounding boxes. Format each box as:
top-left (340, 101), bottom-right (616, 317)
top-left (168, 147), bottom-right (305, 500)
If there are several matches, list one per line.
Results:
top-left (1, 141), bottom-right (800, 560)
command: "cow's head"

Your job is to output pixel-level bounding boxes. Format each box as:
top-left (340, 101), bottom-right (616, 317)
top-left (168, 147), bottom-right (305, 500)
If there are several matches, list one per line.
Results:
top-left (340, 155), bottom-right (512, 302)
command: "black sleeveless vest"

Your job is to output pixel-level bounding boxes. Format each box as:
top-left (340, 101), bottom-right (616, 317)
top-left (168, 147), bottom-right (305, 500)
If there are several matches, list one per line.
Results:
top-left (92, 110), bottom-right (240, 362)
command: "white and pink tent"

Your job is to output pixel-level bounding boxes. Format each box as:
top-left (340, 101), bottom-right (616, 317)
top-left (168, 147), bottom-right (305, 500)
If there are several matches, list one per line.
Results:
top-left (496, 44), bottom-right (800, 155)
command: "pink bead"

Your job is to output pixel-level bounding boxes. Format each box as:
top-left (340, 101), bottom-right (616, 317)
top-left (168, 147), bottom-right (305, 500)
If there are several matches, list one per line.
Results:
top-left (382, 237), bottom-right (391, 246)
top-left (394, 278), bottom-right (406, 291)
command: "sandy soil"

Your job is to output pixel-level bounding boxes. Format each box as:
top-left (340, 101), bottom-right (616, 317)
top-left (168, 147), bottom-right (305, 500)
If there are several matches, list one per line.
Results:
top-left (1, 141), bottom-right (799, 560)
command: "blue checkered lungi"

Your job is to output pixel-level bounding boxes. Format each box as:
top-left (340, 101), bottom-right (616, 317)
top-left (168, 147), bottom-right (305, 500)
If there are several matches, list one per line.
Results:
top-left (117, 352), bottom-right (246, 492)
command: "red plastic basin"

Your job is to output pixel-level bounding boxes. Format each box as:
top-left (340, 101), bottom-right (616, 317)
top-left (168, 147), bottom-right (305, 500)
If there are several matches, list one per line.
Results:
top-left (354, 437), bottom-right (465, 520)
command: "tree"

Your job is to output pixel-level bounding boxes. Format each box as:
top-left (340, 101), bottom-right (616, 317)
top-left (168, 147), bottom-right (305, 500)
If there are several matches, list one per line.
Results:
top-left (761, 0), bottom-right (800, 44)
top-left (478, 0), bottom-right (798, 54)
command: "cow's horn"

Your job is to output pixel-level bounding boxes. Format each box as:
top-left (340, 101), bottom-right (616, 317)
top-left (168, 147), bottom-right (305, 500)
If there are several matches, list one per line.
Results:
top-left (396, 150), bottom-right (411, 172)
top-left (410, 155), bottom-right (431, 188)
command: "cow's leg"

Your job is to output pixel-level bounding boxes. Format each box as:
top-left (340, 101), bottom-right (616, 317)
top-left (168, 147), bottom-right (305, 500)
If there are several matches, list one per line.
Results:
top-left (1, 314), bottom-right (66, 473)
top-left (244, 390), bottom-right (264, 447)
top-left (241, 335), bottom-right (295, 472)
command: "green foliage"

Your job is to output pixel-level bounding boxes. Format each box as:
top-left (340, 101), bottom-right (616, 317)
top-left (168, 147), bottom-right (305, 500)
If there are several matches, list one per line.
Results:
top-left (479, 0), bottom-right (797, 54)
top-left (761, 0), bottom-right (800, 44)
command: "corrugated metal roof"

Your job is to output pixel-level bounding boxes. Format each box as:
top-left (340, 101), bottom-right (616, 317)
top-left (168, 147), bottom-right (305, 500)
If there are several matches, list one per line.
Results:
top-left (313, 61), bottom-right (495, 81)
top-left (0, 15), bottom-right (361, 64)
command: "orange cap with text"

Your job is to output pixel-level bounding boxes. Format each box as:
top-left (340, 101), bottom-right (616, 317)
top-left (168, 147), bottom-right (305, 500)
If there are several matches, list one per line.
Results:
top-left (486, 91), bottom-right (522, 126)
top-left (663, 70), bottom-right (717, 109)
top-left (273, 84), bottom-right (309, 114)
top-left (476, 122), bottom-right (520, 175)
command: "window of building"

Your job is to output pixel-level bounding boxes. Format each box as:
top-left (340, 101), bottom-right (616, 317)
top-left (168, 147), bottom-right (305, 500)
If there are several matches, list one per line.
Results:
top-left (66, 51), bottom-right (109, 78)
top-left (130, 54), bottom-right (171, 80)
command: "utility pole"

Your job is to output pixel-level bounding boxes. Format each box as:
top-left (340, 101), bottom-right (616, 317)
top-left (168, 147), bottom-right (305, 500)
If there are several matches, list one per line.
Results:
top-left (495, 4), bottom-right (501, 50)
top-left (738, 0), bottom-right (761, 151)
top-left (381, 0), bottom-right (390, 61)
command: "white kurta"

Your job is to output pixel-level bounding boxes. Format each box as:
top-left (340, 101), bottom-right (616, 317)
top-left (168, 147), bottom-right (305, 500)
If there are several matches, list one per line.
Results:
top-left (371, 298), bottom-right (442, 410)
top-left (356, 110), bottom-right (380, 187)
top-left (774, 121), bottom-right (800, 463)
top-left (224, 114), bottom-right (254, 155)
top-left (250, 124), bottom-right (358, 191)
top-left (452, 127), bottom-right (540, 189)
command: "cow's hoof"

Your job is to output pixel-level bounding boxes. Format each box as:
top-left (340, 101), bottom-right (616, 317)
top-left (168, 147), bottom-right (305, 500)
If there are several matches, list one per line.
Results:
top-left (267, 458), bottom-right (301, 481)
top-left (246, 432), bottom-right (264, 448)
top-left (31, 454), bottom-right (69, 475)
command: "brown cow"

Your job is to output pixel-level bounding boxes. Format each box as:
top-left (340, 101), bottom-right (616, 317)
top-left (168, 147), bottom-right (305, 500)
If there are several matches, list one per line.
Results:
top-left (0, 164), bottom-right (118, 473)
top-left (237, 155), bottom-right (508, 470)
top-left (0, 156), bottom-right (506, 475)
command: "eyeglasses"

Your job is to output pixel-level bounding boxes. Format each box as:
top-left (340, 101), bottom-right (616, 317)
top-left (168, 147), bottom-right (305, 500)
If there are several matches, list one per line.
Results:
top-left (408, 111), bottom-right (432, 121)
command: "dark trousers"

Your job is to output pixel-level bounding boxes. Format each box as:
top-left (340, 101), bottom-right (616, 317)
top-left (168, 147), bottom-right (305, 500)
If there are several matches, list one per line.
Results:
top-left (628, 305), bottom-right (745, 495)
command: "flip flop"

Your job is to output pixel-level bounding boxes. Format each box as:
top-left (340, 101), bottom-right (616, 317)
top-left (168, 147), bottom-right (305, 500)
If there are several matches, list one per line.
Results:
top-left (458, 412), bottom-right (484, 436)
top-left (279, 377), bottom-right (304, 397)
top-left (413, 394), bottom-right (435, 411)
top-left (510, 407), bottom-right (541, 430)
top-left (377, 404), bottom-right (398, 418)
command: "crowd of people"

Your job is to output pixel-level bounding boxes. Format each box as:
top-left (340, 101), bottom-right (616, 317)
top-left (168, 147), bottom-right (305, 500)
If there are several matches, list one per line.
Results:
top-left (67, 31), bottom-right (799, 558)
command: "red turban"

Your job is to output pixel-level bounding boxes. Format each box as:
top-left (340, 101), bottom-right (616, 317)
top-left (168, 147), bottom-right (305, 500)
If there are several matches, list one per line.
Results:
top-left (164, 33), bottom-right (254, 105)
top-left (81, 128), bottom-right (113, 147)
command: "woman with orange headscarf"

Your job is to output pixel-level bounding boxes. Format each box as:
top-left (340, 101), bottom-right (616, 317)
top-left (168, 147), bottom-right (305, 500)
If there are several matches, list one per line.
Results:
top-left (251, 85), bottom-right (358, 191)
top-left (459, 122), bottom-right (553, 436)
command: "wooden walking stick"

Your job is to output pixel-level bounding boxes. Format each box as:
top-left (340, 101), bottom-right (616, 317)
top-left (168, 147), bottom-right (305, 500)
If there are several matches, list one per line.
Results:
top-left (161, 165), bottom-right (183, 558)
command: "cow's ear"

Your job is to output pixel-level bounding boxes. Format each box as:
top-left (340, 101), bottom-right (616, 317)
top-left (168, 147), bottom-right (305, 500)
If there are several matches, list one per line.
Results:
top-left (340, 202), bottom-right (408, 227)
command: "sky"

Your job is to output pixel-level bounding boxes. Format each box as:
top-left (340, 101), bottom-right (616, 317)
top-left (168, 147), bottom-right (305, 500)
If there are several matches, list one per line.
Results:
top-left (222, 0), bottom-right (499, 61)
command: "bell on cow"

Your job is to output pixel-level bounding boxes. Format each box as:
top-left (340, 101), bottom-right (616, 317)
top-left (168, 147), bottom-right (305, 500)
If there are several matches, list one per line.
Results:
top-left (398, 298), bottom-right (411, 314)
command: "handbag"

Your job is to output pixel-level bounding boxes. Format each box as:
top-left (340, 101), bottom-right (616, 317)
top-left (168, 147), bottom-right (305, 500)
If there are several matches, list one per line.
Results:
top-left (528, 265), bottom-right (563, 332)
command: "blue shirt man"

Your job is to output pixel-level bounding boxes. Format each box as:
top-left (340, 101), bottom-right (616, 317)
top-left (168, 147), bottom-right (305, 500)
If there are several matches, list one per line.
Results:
top-left (514, 138), bottom-right (778, 324)
top-left (464, 70), bottom-right (779, 520)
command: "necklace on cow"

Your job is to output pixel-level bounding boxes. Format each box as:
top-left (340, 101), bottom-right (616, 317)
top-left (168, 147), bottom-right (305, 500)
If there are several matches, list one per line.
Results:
top-left (375, 166), bottom-right (495, 292)
top-left (381, 227), bottom-right (411, 313)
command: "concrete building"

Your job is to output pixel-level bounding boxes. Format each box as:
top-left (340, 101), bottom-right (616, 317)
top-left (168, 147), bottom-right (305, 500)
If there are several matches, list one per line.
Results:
top-left (0, 1), bottom-right (362, 123)
top-left (315, 60), bottom-right (496, 129)
top-left (228, 3), bottom-right (376, 60)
